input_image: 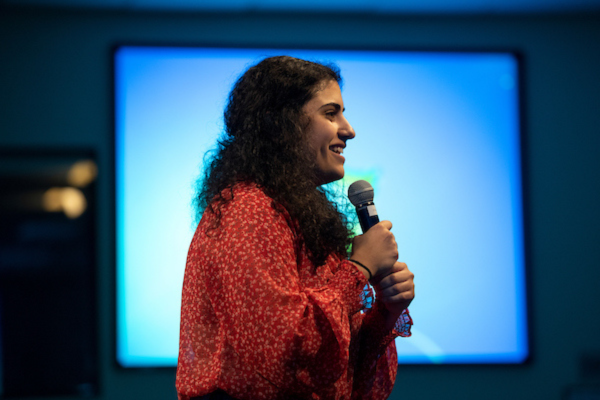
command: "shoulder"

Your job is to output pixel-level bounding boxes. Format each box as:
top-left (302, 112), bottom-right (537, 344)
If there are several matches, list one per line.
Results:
top-left (229, 182), bottom-right (272, 206)
top-left (194, 183), bottom-right (300, 260)
top-left (202, 182), bottom-right (294, 232)
top-left (222, 182), bottom-right (277, 216)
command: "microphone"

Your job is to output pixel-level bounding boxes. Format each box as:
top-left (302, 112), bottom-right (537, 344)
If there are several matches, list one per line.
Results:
top-left (348, 180), bottom-right (380, 233)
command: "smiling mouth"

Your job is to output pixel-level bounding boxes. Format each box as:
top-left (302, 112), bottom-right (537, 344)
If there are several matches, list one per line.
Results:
top-left (330, 145), bottom-right (344, 155)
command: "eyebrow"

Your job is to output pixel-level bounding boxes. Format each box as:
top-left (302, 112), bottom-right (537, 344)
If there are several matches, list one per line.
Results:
top-left (319, 102), bottom-right (345, 112)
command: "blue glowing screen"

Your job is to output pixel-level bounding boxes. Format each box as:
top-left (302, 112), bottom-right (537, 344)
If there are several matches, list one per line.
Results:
top-left (115, 46), bottom-right (527, 367)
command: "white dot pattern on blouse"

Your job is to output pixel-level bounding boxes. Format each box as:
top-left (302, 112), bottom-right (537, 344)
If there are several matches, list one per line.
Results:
top-left (176, 183), bottom-right (412, 400)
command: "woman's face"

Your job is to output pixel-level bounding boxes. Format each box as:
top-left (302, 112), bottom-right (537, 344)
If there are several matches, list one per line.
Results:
top-left (303, 80), bottom-right (355, 185)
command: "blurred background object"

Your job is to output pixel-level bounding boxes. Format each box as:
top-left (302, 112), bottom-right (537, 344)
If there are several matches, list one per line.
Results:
top-left (0, 151), bottom-right (98, 398)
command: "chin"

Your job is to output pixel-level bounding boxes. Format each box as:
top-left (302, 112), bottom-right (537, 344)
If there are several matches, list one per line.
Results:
top-left (318, 170), bottom-right (345, 185)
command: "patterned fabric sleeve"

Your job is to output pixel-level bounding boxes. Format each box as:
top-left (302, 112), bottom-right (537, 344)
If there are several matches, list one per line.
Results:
top-left (177, 185), bottom-right (370, 399)
top-left (351, 302), bottom-right (412, 399)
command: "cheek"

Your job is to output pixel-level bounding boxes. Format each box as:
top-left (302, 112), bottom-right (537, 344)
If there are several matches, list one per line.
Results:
top-left (311, 123), bottom-right (335, 148)
top-left (306, 127), bottom-right (325, 152)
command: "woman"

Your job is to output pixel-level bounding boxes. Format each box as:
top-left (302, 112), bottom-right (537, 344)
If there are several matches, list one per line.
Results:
top-left (176, 56), bottom-right (414, 400)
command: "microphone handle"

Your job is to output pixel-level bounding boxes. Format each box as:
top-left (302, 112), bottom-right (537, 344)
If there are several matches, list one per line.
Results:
top-left (356, 201), bottom-right (380, 233)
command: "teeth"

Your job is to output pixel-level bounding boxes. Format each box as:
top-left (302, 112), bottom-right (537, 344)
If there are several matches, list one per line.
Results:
top-left (331, 146), bottom-right (343, 154)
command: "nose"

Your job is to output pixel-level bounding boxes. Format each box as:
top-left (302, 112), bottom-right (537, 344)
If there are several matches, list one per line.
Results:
top-left (339, 114), bottom-right (356, 140)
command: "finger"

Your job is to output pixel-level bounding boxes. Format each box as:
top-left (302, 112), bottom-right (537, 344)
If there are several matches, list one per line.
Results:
top-left (379, 261), bottom-right (407, 274)
top-left (378, 281), bottom-right (414, 298)
top-left (382, 283), bottom-right (415, 301)
top-left (370, 264), bottom-right (400, 286)
top-left (382, 291), bottom-right (414, 306)
top-left (377, 265), bottom-right (412, 288)
top-left (376, 273), bottom-right (406, 290)
top-left (379, 220), bottom-right (393, 231)
top-left (393, 261), bottom-right (408, 271)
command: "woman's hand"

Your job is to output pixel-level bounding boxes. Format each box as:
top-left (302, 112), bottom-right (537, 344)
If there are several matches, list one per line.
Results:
top-left (350, 220), bottom-right (398, 278)
top-left (372, 261), bottom-right (415, 317)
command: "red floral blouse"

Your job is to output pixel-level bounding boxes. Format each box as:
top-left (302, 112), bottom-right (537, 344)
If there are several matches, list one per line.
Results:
top-left (176, 183), bottom-right (412, 400)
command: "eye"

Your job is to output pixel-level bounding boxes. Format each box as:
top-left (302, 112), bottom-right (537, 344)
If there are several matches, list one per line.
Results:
top-left (325, 110), bottom-right (337, 119)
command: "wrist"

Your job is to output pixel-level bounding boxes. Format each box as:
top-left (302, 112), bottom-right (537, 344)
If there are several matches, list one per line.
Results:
top-left (349, 258), bottom-right (372, 280)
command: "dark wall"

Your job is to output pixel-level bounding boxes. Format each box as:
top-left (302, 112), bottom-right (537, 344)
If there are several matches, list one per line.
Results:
top-left (1, 7), bottom-right (599, 400)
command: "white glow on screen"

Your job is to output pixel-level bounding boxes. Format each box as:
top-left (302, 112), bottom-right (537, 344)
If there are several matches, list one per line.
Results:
top-left (115, 47), bottom-right (527, 367)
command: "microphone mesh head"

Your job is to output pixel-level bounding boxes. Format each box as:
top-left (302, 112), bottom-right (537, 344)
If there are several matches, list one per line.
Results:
top-left (348, 180), bottom-right (374, 206)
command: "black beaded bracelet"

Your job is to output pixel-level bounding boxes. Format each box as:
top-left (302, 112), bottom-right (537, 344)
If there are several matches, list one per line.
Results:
top-left (349, 259), bottom-right (372, 280)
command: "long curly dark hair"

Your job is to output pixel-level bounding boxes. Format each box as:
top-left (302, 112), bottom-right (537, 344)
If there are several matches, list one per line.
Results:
top-left (194, 55), bottom-right (353, 267)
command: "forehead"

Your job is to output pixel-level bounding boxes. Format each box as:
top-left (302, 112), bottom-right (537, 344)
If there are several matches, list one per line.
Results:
top-left (303, 80), bottom-right (343, 112)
